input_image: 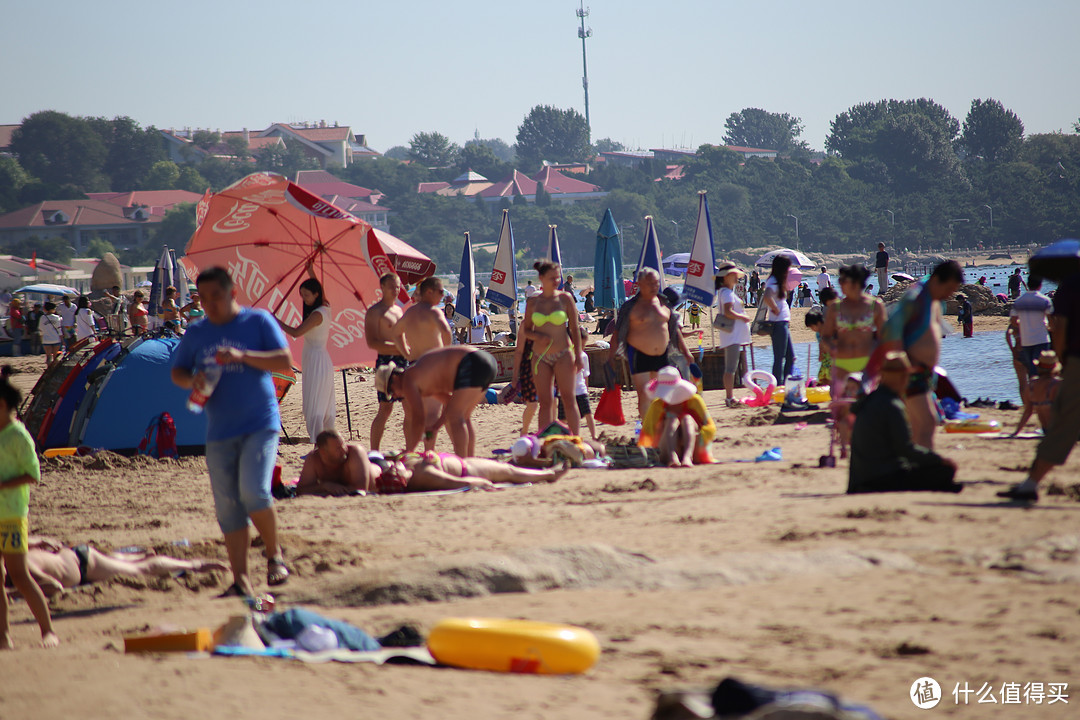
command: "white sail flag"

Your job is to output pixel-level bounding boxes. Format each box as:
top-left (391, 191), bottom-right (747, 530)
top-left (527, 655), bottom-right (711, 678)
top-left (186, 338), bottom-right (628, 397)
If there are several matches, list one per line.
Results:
top-left (486, 209), bottom-right (518, 309)
top-left (682, 191), bottom-right (716, 306)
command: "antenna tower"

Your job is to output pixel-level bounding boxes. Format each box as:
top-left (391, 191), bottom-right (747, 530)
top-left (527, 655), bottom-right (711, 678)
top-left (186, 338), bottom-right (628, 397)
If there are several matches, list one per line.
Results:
top-left (576, 2), bottom-right (592, 134)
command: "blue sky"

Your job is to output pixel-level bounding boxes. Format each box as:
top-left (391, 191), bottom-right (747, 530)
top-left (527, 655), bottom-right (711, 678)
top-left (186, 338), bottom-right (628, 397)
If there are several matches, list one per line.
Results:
top-left (3, 0), bottom-right (1077, 153)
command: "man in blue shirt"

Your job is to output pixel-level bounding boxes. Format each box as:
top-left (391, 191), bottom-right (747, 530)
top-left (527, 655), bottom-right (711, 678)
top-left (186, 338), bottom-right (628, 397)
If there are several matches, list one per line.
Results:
top-left (172, 267), bottom-right (293, 597)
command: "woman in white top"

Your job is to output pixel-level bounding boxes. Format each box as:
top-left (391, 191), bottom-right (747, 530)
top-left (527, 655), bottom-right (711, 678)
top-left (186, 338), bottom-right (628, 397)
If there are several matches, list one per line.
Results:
top-left (763, 254), bottom-right (795, 383)
top-left (74, 296), bottom-right (100, 343)
top-left (277, 264), bottom-right (335, 441)
top-left (40, 301), bottom-right (64, 366)
top-left (713, 263), bottom-right (752, 407)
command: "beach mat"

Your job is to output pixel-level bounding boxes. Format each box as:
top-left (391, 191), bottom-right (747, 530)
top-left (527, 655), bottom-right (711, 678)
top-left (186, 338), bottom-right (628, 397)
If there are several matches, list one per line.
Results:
top-left (978, 432), bottom-right (1043, 439)
top-left (213, 645), bottom-right (436, 665)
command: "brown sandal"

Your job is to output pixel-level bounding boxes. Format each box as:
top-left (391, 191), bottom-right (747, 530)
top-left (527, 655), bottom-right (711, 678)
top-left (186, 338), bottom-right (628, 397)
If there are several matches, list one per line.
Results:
top-left (267, 557), bottom-right (290, 586)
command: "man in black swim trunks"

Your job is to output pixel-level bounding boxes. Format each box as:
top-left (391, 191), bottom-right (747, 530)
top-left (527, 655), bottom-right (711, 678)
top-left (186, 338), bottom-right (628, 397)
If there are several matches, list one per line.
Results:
top-left (376, 346), bottom-right (497, 458)
top-left (607, 268), bottom-right (695, 419)
top-left (364, 272), bottom-right (407, 451)
top-left (13, 537), bottom-right (226, 596)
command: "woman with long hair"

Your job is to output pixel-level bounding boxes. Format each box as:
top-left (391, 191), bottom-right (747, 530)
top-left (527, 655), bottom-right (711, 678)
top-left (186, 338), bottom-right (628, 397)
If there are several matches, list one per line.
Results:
top-left (714, 263), bottom-right (751, 407)
top-left (762, 254), bottom-right (795, 383)
top-left (74, 295), bottom-right (100, 343)
top-left (277, 264), bottom-right (335, 441)
top-left (821, 264), bottom-right (886, 456)
top-left (520, 261), bottom-right (583, 434)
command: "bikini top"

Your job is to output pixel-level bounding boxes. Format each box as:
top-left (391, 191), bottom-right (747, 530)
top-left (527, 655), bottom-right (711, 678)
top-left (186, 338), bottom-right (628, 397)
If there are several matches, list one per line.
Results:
top-left (836, 311), bottom-right (875, 333)
top-left (532, 310), bottom-right (568, 327)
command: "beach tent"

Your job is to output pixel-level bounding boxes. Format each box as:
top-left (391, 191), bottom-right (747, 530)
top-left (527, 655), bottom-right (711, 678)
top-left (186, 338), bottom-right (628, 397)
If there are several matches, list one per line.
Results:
top-left (22, 333), bottom-right (208, 453)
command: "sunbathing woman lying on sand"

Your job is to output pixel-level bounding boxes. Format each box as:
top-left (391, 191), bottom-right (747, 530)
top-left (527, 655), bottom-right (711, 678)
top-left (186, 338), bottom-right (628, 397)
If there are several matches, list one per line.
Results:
top-left (296, 430), bottom-right (567, 497)
top-left (7, 537), bottom-right (227, 596)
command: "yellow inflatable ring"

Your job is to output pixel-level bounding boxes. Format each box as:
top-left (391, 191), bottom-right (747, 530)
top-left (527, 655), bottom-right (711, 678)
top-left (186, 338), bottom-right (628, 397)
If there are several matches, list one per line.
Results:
top-left (426, 617), bottom-right (600, 674)
top-left (943, 419), bottom-right (1000, 433)
top-left (770, 386), bottom-right (832, 404)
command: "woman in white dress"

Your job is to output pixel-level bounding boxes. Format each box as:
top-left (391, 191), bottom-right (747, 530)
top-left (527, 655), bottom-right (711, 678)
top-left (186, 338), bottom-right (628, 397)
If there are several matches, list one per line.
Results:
top-left (277, 265), bottom-right (336, 442)
top-left (74, 295), bottom-right (101, 343)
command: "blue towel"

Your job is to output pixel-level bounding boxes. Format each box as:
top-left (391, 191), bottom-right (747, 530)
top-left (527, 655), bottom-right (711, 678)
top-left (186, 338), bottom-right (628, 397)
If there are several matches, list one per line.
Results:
top-left (263, 608), bottom-right (381, 652)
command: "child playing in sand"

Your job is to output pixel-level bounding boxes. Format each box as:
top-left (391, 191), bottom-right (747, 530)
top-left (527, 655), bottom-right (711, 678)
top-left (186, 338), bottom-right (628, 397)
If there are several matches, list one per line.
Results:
top-left (1012, 350), bottom-right (1062, 436)
top-left (804, 310), bottom-right (831, 387)
top-left (637, 367), bottom-right (716, 467)
top-left (575, 326), bottom-right (596, 440)
top-left (0, 375), bottom-right (58, 648)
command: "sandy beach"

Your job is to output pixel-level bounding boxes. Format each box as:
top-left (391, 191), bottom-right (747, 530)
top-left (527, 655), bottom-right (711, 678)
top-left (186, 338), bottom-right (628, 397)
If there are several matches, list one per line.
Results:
top-left (1, 327), bottom-right (1077, 720)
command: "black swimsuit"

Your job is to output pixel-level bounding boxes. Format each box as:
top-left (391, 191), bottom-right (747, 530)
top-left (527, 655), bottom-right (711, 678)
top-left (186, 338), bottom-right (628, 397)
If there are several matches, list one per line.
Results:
top-left (72, 544), bottom-right (91, 585)
top-left (453, 350), bottom-right (497, 390)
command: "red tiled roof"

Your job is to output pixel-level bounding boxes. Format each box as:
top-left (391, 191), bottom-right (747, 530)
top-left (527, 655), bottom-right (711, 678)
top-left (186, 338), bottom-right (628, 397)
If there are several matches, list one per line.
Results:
top-left (86, 190), bottom-right (202, 207)
top-left (0, 124), bottom-right (18, 150)
top-left (530, 166), bottom-right (601, 194)
top-left (0, 199), bottom-right (165, 229)
top-left (296, 181), bottom-right (375, 200)
top-left (289, 126), bottom-right (352, 142)
top-left (324, 196), bottom-right (385, 215)
top-left (417, 182), bottom-right (451, 193)
top-left (479, 170), bottom-right (538, 199)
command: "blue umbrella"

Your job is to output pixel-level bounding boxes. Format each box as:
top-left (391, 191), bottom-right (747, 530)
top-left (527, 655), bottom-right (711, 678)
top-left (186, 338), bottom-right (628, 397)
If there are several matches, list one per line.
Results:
top-left (453, 232), bottom-right (476, 328)
top-left (634, 216), bottom-right (666, 291)
top-left (1029, 238), bottom-right (1080, 282)
top-left (593, 209), bottom-right (625, 309)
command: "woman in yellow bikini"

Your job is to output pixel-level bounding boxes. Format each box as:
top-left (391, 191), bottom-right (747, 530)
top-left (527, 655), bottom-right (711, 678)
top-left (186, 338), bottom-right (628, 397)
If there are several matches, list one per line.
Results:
top-left (520, 260), bottom-right (584, 435)
top-left (822, 264), bottom-right (886, 455)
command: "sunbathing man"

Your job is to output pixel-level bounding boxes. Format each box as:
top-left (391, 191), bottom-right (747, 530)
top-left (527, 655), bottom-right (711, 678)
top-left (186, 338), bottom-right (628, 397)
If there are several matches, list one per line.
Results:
top-left (386, 276), bottom-right (453, 450)
top-left (297, 430), bottom-right (564, 495)
top-left (376, 346), bottom-right (497, 458)
top-left (13, 537), bottom-right (226, 596)
top-left (365, 273), bottom-right (406, 452)
top-left (879, 260), bottom-right (964, 448)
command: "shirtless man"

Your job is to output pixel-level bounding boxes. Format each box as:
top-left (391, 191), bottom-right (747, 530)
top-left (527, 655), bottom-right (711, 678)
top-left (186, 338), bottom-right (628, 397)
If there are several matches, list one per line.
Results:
top-left (296, 430), bottom-right (563, 495)
top-left (365, 273), bottom-right (406, 451)
top-left (13, 537), bottom-right (226, 596)
top-left (376, 346), bottom-right (498, 457)
top-left (607, 268), bottom-right (695, 419)
top-left (387, 276), bottom-right (453, 450)
top-left (880, 260), bottom-right (964, 448)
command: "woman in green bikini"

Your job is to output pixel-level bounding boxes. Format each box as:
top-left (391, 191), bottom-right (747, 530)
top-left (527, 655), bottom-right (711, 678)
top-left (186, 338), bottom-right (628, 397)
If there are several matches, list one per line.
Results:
top-left (822, 264), bottom-right (886, 455)
top-left (520, 260), bottom-right (583, 435)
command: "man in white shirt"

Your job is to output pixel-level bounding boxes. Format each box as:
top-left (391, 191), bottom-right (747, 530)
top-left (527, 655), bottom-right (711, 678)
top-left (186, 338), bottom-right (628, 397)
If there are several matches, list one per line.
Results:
top-left (57, 295), bottom-right (78, 350)
top-left (468, 308), bottom-right (491, 344)
top-left (1010, 276), bottom-right (1053, 375)
top-left (815, 266), bottom-right (832, 301)
top-left (523, 280), bottom-right (538, 299)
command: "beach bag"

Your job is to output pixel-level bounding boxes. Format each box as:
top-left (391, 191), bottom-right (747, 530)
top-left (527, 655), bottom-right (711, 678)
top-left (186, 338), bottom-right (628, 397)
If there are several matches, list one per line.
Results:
top-left (138, 412), bottom-right (178, 459)
top-left (750, 301), bottom-right (773, 337)
top-left (712, 310), bottom-right (735, 332)
top-left (594, 387), bottom-right (625, 425)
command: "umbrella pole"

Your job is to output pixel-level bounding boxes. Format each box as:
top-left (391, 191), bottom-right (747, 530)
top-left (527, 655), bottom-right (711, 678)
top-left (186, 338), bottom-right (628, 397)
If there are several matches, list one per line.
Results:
top-left (342, 370), bottom-right (353, 439)
top-left (807, 342), bottom-right (812, 381)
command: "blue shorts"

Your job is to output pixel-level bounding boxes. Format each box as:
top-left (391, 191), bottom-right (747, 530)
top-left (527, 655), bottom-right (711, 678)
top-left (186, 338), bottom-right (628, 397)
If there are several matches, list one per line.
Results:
top-left (1020, 343), bottom-right (1051, 376)
top-left (204, 429), bottom-right (279, 534)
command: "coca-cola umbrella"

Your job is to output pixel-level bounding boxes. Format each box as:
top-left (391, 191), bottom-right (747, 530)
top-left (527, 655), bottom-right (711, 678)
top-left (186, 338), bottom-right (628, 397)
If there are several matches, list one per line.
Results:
top-left (181, 172), bottom-right (435, 370)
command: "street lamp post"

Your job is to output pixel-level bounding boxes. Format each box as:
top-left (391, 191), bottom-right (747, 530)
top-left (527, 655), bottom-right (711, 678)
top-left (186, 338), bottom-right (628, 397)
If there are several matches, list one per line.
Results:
top-left (983, 204), bottom-right (993, 228)
top-left (786, 214), bottom-right (799, 251)
top-left (670, 219), bottom-right (680, 246)
top-left (885, 210), bottom-right (894, 226)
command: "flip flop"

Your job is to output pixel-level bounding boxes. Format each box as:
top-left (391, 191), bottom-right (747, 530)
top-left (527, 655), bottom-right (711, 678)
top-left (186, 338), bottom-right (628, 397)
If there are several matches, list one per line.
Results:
top-left (217, 582), bottom-right (251, 599)
top-left (267, 557), bottom-right (290, 587)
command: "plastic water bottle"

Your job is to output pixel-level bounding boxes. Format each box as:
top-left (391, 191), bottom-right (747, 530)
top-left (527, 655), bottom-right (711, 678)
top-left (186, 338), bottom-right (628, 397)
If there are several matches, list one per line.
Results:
top-left (634, 420), bottom-right (642, 438)
top-left (785, 367), bottom-right (805, 404)
top-left (187, 361), bottom-right (223, 413)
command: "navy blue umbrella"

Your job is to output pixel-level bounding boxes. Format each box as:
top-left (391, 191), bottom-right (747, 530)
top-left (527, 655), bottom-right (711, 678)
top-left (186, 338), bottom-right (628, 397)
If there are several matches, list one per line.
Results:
top-left (1029, 239), bottom-right (1080, 282)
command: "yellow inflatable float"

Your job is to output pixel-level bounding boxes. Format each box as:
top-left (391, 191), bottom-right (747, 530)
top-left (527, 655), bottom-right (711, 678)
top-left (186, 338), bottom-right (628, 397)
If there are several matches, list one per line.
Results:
top-left (770, 386), bottom-right (832, 404)
top-left (943, 419), bottom-right (1000, 433)
top-left (426, 618), bottom-right (600, 674)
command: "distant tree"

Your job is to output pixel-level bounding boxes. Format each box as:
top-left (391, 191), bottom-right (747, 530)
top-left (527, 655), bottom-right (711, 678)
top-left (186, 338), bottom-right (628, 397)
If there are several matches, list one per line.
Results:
top-left (1074, 118), bottom-right (1080, 134)
top-left (86, 116), bottom-right (166, 190)
top-left (3, 235), bottom-right (74, 263)
top-left (383, 145), bottom-right (410, 161)
top-left (0, 156), bottom-right (32, 213)
top-left (224, 135), bottom-right (251, 161)
top-left (86, 236), bottom-right (117, 260)
top-left (10, 111), bottom-right (108, 190)
top-left (458, 141), bottom-right (508, 180)
top-left (593, 137), bottom-right (625, 153)
top-left (145, 160), bottom-right (181, 190)
top-left (191, 130), bottom-right (221, 150)
top-left (408, 132), bottom-right (459, 167)
top-left (534, 181), bottom-right (551, 207)
top-left (514, 105), bottom-right (591, 169)
top-left (475, 137), bottom-right (515, 162)
top-left (150, 203), bottom-right (197, 252)
top-left (176, 166), bottom-right (210, 194)
top-left (17, 181), bottom-right (86, 205)
top-left (958, 99), bottom-right (1024, 162)
top-left (251, 143), bottom-right (316, 181)
top-left (723, 108), bottom-right (808, 153)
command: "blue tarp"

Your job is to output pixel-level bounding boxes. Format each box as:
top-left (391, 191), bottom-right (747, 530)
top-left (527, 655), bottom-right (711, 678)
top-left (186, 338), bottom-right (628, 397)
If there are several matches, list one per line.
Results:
top-left (81, 336), bottom-right (207, 451)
